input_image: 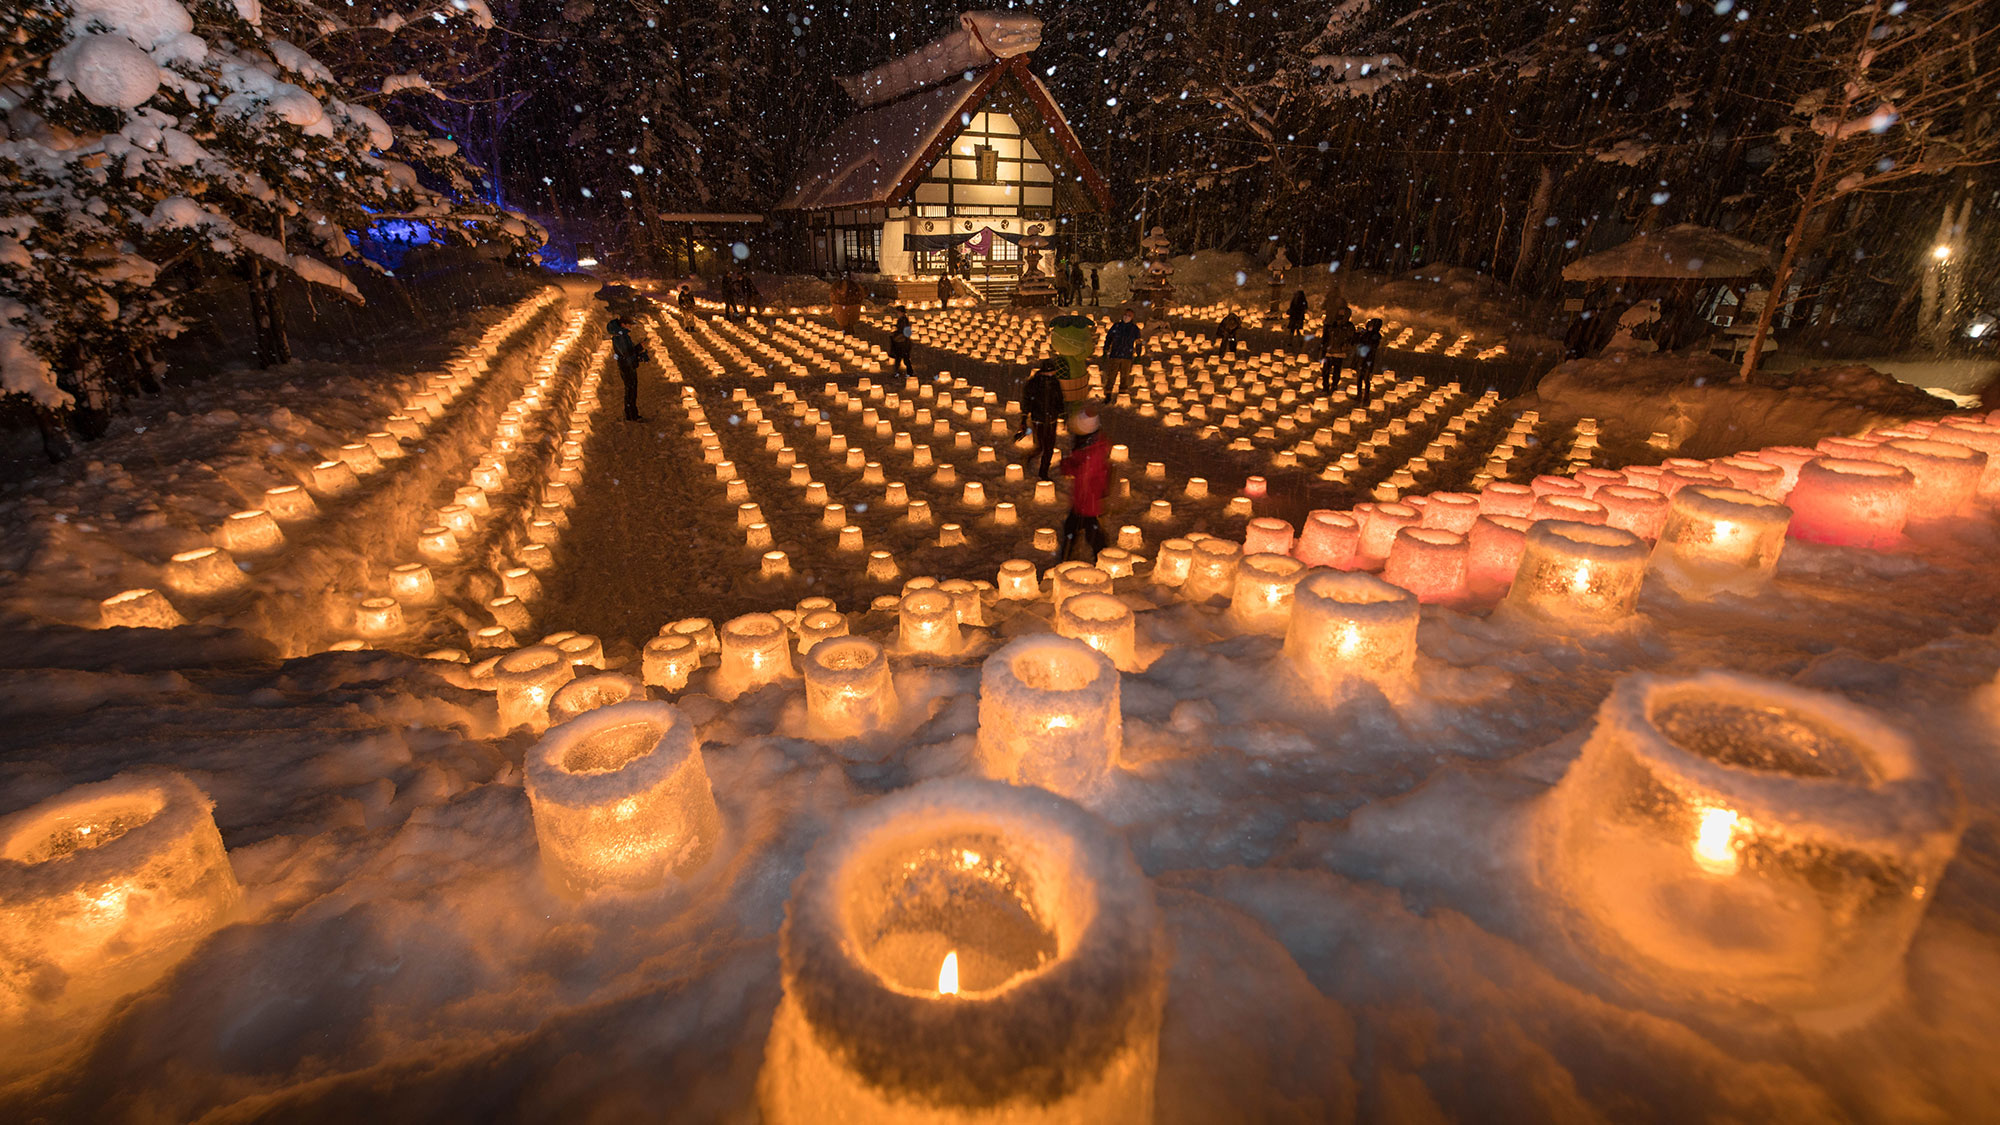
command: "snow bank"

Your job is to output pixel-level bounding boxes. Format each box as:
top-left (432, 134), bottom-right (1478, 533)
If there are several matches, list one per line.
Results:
top-left (1527, 353), bottom-right (1949, 460)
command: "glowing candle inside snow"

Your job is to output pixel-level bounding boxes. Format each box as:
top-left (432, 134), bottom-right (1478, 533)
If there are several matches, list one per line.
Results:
top-left (975, 635), bottom-right (1122, 798)
top-left (803, 636), bottom-right (898, 737)
top-left (1649, 486), bottom-right (1790, 598)
top-left (1503, 520), bottom-right (1648, 624)
top-left (99, 588), bottom-right (184, 629)
top-left (1283, 570), bottom-right (1419, 700)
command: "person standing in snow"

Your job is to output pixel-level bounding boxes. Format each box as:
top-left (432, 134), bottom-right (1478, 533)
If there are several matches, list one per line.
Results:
top-left (1218, 310), bottom-right (1242, 357)
top-left (936, 273), bottom-right (952, 307)
top-left (1069, 262), bottom-right (1086, 306)
top-left (607, 318), bottom-right (651, 421)
top-left (1104, 309), bottom-right (1142, 397)
top-left (676, 284), bottom-right (697, 315)
top-left (1351, 317), bottom-right (1384, 407)
top-left (1057, 403), bottom-right (1110, 566)
top-left (1319, 302), bottom-right (1356, 396)
top-left (1016, 358), bottom-right (1067, 481)
top-left (1089, 267), bottom-right (1102, 306)
top-left (890, 312), bottom-right (916, 378)
top-left (1285, 289), bottom-right (1309, 345)
top-left (738, 272), bottom-right (761, 317)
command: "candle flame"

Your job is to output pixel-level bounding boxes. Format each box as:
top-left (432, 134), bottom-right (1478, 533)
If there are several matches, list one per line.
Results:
top-left (1569, 563), bottom-right (1593, 594)
top-left (1693, 807), bottom-right (1740, 876)
top-left (938, 950), bottom-right (960, 996)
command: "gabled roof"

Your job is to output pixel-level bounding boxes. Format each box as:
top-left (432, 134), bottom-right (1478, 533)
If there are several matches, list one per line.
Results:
top-left (780, 56), bottom-right (1111, 214)
top-left (1563, 224), bottom-right (1773, 282)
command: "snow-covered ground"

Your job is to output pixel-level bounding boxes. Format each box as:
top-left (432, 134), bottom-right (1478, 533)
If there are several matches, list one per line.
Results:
top-left (4, 292), bottom-right (2000, 1122)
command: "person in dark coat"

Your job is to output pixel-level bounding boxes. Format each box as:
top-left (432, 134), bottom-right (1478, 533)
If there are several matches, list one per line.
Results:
top-left (1351, 317), bottom-right (1384, 407)
top-left (936, 273), bottom-right (952, 306)
top-left (738, 272), bottom-right (761, 317)
top-left (676, 284), bottom-right (697, 313)
top-left (1016, 358), bottom-right (1067, 481)
top-left (890, 312), bottom-right (915, 378)
top-left (1104, 309), bottom-right (1143, 397)
top-left (1285, 289), bottom-right (1309, 345)
top-left (607, 318), bottom-right (651, 421)
top-left (1218, 310), bottom-right (1243, 357)
top-left (1057, 404), bottom-right (1110, 565)
top-left (1089, 267), bottom-right (1101, 306)
top-left (1068, 262), bottom-right (1085, 306)
top-left (1319, 303), bottom-right (1356, 396)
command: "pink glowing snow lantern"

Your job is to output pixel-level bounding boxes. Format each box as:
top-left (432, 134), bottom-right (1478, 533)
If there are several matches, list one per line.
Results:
top-left (1504, 521), bottom-right (1649, 625)
top-left (1785, 457), bottom-right (1914, 548)
top-left (1658, 465), bottom-right (1730, 498)
top-left (1929, 420), bottom-right (2000, 501)
top-left (1242, 517), bottom-right (1295, 556)
top-left (1294, 511), bottom-right (1360, 569)
top-left (1573, 469), bottom-right (1626, 497)
top-left (1382, 528), bottom-right (1468, 604)
top-left (1816, 435), bottom-right (1882, 460)
top-left (1864, 438), bottom-right (1986, 519)
top-left (1710, 457), bottom-right (1786, 500)
top-left (1418, 492), bottom-right (1480, 534)
top-left (1530, 474), bottom-right (1585, 499)
top-left (1467, 515), bottom-right (1532, 597)
top-left (1477, 482), bottom-right (1535, 519)
top-left (1594, 485), bottom-right (1670, 541)
top-left (1649, 486), bottom-right (1791, 598)
top-left (1743, 446), bottom-right (1817, 494)
top-left (1356, 501), bottom-right (1421, 563)
top-left (1529, 494), bottom-right (1608, 525)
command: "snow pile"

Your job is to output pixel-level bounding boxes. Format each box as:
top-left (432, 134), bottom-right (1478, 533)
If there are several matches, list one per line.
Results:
top-left (1528, 353), bottom-right (1949, 460)
top-left (1562, 224), bottom-right (1773, 281)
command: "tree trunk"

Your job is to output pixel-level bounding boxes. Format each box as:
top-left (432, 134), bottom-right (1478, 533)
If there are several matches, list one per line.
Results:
top-left (247, 257), bottom-right (292, 369)
top-left (1510, 165), bottom-right (1555, 291)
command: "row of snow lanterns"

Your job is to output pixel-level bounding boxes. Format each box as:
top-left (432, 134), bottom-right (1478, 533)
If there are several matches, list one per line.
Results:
top-left (382, 311), bottom-right (598, 649)
top-left (101, 290), bottom-right (565, 630)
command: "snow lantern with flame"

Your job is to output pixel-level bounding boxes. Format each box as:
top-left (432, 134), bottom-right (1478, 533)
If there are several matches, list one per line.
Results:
top-left (0, 772), bottom-right (239, 1013)
top-left (1504, 521), bottom-right (1649, 626)
top-left (1649, 486), bottom-right (1791, 599)
top-left (758, 778), bottom-right (1168, 1125)
top-left (1543, 672), bottom-right (1963, 1015)
top-left (524, 701), bottom-right (720, 896)
top-left (804, 637), bottom-right (900, 739)
top-left (976, 636), bottom-right (1122, 799)
top-left (1283, 571), bottom-right (1419, 700)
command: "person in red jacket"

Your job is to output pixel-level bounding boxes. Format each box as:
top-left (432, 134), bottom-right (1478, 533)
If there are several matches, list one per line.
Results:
top-left (1057, 403), bottom-right (1111, 565)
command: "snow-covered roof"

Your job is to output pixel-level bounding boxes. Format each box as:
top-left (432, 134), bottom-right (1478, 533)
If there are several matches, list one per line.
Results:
top-left (780, 57), bottom-right (1109, 213)
top-left (1563, 224), bottom-right (1773, 282)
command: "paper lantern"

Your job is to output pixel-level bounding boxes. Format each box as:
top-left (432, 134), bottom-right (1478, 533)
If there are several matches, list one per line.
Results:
top-left (0, 772), bottom-right (240, 1011)
top-left (1183, 538), bottom-right (1241, 602)
top-left (1597, 485), bottom-right (1671, 541)
top-left (716, 613), bottom-right (794, 699)
top-left (1466, 515), bottom-right (1532, 597)
top-left (549, 673), bottom-right (645, 725)
top-left (1294, 511), bottom-right (1360, 570)
top-left (1544, 671), bottom-right (1963, 1014)
top-left (165, 546), bottom-right (246, 597)
top-left (216, 510), bottom-right (283, 555)
top-left (524, 701), bottom-right (720, 895)
top-left (976, 635), bottom-right (1122, 798)
top-left (758, 778), bottom-right (1167, 1125)
top-left (1382, 528), bottom-right (1468, 604)
top-left (261, 484), bottom-right (317, 523)
top-left (1229, 553), bottom-right (1307, 632)
top-left (1865, 439), bottom-right (1985, 519)
top-left (642, 634), bottom-right (702, 692)
top-left (1504, 521), bottom-right (1648, 625)
top-left (1650, 486), bottom-right (1791, 599)
top-left (1283, 571), bottom-right (1419, 699)
top-left (99, 588), bottom-right (184, 630)
top-left (899, 590), bottom-right (961, 655)
top-left (803, 637), bottom-right (899, 738)
top-left (496, 645), bottom-right (575, 732)
top-left (1242, 517), bottom-right (1294, 556)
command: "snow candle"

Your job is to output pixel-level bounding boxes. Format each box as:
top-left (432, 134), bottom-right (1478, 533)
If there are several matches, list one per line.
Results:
top-left (797, 610), bottom-right (850, 654)
top-left (716, 613), bottom-right (795, 699)
top-left (524, 701), bottom-right (720, 896)
top-left (899, 590), bottom-right (961, 655)
top-left (99, 588), bottom-right (185, 630)
top-left (1478, 482), bottom-right (1535, 519)
top-left (1545, 672), bottom-right (1963, 1015)
top-left (642, 634), bottom-right (702, 692)
top-left (1649, 486), bottom-right (1791, 598)
top-left (548, 673), bottom-right (644, 726)
top-left (1596, 485), bottom-right (1671, 541)
top-left (758, 778), bottom-right (1167, 1125)
top-left (803, 637), bottom-right (898, 738)
top-left (1784, 457), bottom-right (1917, 550)
top-left (1418, 492), bottom-right (1481, 535)
top-left (1183, 538), bottom-right (1242, 602)
top-left (1504, 520), bottom-right (1648, 625)
top-left (216, 510), bottom-right (284, 555)
top-left (0, 772), bottom-right (240, 1012)
top-left (355, 597), bottom-right (404, 637)
top-left (1230, 552), bottom-right (1308, 632)
top-left (1294, 511), bottom-right (1361, 570)
top-left (1051, 564), bottom-right (1112, 609)
top-left (1466, 515), bottom-right (1532, 597)
top-left (1865, 438), bottom-right (1986, 519)
top-left (1382, 528), bottom-right (1469, 604)
top-left (976, 635), bottom-right (1122, 798)
top-left (261, 484), bottom-right (317, 523)
top-left (1356, 502), bottom-right (1422, 563)
top-left (1241, 517), bottom-right (1295, 556)
top-left (1056, 593), bottom-right (1139, 671)
top-left (997, 560), bottom-right (1041, 600)
top-left (165, 546), bottom-right (246, 597)
top-left (495, 645), bottom-right (575, 732)
top-left (1283, 571), bottom-right (1420, 699)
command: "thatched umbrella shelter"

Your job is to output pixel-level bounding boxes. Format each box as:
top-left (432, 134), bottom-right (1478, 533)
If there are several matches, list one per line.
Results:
top-left (1563, 224), bottom-right (1773, 352)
